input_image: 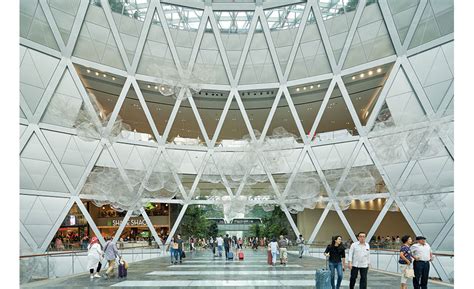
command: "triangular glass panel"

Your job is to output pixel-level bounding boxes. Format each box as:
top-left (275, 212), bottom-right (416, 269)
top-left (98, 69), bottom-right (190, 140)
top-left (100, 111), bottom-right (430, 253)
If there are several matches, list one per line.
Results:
top-left (214, 10), bottom-right (255, 76)
top-left (112, 85), bottom-right (157, 143)
top-left (142, 201), bottom-right (172, 243)
top-left (41, 68), bottom-right (85, 129)
top-left (42, 129), bottom-right (100, 189)
top-left (193, 91), bottom-right (231, 143)
top-left (263, 148), bottom-right (303, 194)
top-left (194, 156), bottom-right (228, 200)
top-left (21, 195), bottom-right (70, 248)
top-left (343, 198), bottom-right (389, 240)
top-left (49, 200), bottom-right (97, 251)
top-left (137, 80), bottom-right (174, 136)
top-left (137, 8), bottom-right (179, 80)
top-left (143, 152), bottom-right (182, 200)
top-left (73, 2), bottom-right (126, 70)
top-left (167, 102), bottom-right (207, 146)
top-left (239, 19), bottom-right (279, 85)
top-left (193, 19), bottom-right (230, 85)
top-left (240, 177), bottom-right (277, 201)
top-left (373, 202), bottom-right (417, 245)
top-left (337, 144), bottom-right (387, 200)
top-left (409, 43), bottom-right (453, 112)
top-left (71, 64), bottom-right (128, 139)
top-left (286, 152), bottom-right (328, 203)
top-left (47, 0), bottom-right (81, 45)
top-left (20, 133), bottom-right (69, 193)
top-left (289, 80), bottom-right (330, 138)
top-left (20, 0), bottom-right (59, 50)
top-left (399, 192), bottom-right (453, 242)
top-left (313, 209), bottom-right (352, 246)
top-left (289, 8), bottom-right (332, 80)
top-left (109, 0), bottom-right (147, 63)
top-left (20, 47), bottom-right (60, 115)
top-left (265, 95), bottom-right (302, 144)
top-left (215, 98), bottom-right (251, 147)
top-left (386, 0), bottom-right (421, 44)
top-left (88, 202), bottom-right (131, 241)
top-left (239, 89), bottom-right (275, 135)
top-left (265, 3), bottom-right (306, 73)
top-left (409, 0), bottom-right (453, 49)
top-left (315, 83), bottom-right (358, 139)
top-left (343, 62), bottom-right (395, 126)
top-left (371, 67), bottom-right (427, 132)
top-left (343, 2), bottom-right (395, 69)
top-left (317, 0), bottom-right (360, 63)
top-left (162, 4), bottom-right (203, 70)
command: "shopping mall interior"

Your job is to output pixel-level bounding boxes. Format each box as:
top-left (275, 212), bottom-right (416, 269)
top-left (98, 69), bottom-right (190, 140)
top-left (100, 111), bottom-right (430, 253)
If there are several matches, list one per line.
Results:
top-left (18, 0), bottom-right (455, 288)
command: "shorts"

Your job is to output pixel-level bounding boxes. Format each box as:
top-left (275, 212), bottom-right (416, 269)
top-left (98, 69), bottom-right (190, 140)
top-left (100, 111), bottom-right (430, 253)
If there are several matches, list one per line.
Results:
top-left (279, 248), bottom-right (288, 260)
top-left (400, 264), bottom-right (410, 284)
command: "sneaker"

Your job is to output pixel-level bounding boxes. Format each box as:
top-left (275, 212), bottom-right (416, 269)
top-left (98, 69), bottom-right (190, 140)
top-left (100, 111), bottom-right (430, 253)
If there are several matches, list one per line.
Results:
top-left (94, 273), bottom-right (101, 278)
top-left (90, 274), bottom-right (94, 279)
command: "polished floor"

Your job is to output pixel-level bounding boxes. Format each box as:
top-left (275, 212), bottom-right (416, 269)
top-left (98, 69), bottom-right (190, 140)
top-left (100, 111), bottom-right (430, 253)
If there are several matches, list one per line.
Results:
top-left (21, 249), bottom-right (453, 288)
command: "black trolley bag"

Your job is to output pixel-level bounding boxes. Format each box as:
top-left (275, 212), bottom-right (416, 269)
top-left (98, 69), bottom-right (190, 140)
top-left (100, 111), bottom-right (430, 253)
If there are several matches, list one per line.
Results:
top-left (315, 257), bottom-right (331, 289)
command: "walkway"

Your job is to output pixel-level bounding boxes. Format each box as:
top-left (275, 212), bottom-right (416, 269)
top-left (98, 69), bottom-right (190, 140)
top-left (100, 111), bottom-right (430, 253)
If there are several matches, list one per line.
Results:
top-left (21, 249), bottom-right (453, 288)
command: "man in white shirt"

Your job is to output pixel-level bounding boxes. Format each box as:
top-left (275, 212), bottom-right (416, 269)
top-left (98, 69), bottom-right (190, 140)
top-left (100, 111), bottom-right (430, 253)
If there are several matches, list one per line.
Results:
top-left (296, 235), bottom-right (305, 258)
top-left (348, 232), bottom-right (370, 289)
top-left (216, 235), bottom-right (224, 257)
top-left (410, 236), bottom-right (433, 289)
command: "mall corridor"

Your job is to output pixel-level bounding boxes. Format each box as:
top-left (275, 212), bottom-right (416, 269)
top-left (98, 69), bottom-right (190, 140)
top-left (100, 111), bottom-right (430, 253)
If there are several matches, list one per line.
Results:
top-left (21, 249), bottom-right (453, 288)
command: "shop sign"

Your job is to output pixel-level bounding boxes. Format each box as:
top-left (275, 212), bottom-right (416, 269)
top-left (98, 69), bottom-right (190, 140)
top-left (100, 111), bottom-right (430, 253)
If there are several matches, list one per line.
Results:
top-left (109, 217), bottom-right (147, 227)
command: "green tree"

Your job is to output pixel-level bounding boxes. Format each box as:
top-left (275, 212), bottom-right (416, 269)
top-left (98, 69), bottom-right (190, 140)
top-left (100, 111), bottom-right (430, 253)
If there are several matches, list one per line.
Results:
top-left (207, 222), bottom-right (218, 238)
top-left (177, 205), bottom-right (210, 239)
top-left (261, 207), bottom-right (296, 240)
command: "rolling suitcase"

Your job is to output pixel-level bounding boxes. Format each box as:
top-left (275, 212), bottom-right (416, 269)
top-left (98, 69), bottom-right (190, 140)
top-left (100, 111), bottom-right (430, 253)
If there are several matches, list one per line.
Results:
top-left (118, 258), bottom-right (128, 278)
top-left (238, 250), bottom-right (244, 260)
top-left (315, 258), bottom-right (331, 289)
top-left (227, 251), bottom-right (234, 260)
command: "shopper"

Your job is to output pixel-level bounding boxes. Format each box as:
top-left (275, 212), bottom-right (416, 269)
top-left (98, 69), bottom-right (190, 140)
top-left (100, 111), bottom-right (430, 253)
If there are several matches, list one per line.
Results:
top-left (216, 235), bottom-right (224, 257)
top-left (410, 236), bottom-right (433, 289)
top-left (174, 234), bottom-right (184, 264)
top-left (223, 234), bottom-right (230, 259)
top-left (87, 237), bottom-right (103, 279)
top-left (296, 234), bottom-right (305, 258)
top-left (324, 235), bottom-right (346, 289)
top-left (238, 238), bottom-right (243, 250)
top-left (169, 237), bottom-right (176, 264)
top-left (399, 235), bottom-right (414, 289)
top-left (268, 237), bottom-right (279, 266)
top-left (103, 236), bottom-right (120, 279)
top-left (348, 232), bottom-right (370, 289)
top-left (278, 235), bottom-right (288, 266)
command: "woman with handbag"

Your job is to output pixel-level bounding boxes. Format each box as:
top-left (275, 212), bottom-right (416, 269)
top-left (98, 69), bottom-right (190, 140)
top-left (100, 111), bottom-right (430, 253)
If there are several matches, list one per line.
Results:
top-left (399, 235), bottom-right (414, 289)
top-left (87, 237), bottom-right (103, 279)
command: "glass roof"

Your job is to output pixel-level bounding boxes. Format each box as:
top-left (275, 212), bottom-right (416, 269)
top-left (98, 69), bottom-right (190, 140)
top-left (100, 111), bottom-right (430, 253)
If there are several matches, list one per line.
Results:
top-left (264, 3), bottom-right (306, 30)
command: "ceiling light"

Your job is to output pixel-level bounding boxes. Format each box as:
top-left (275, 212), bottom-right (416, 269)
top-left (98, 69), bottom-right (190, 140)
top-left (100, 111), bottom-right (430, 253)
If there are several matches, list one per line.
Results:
top-left (103, 74), bottom-right (107, 77)
top-left (303, 87), bottom-right (306, 90)
top-left (155, 86), bottom-right (158, 90)
top-left (296, 88), bottom-right (300, 92)
top-left (360, 73), bottom-right (365, 78)
top-left (86, 69), bottom-right (91, 73)
top-left (95, 72), bottom-right (99, 76)
top-left (368, 70), bottom-right (373, 76)
top-left (377, 68), bottom-right (382, 73)
top-left (112, 77), bottom-right (116, 81)
top-left (352, 76), bottom-right (356, 80)
top-left (317, 84), bottom-right (321, 88)
top-left (147, 85), bottom-right (151, 88)
top-left (160, 86), bottom-right (165, 91)
top-left (310, 85), bottom-right (314, 89)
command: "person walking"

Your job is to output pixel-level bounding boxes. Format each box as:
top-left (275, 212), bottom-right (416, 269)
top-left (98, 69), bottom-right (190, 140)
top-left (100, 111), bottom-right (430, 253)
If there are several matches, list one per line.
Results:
top-left (399, 235), bottom-right (414, 289)
top-left (87, 236), bottom-right (103, 279)
top-left (324, 235), bottom-right (346, 289)
top-left (278, 235), bottom-right (288, 266)
top-left (238, 238), bottom-right (243, 250)
top-left (268, 237), bottom-right (279, 266)
top-left (209, 236), bottom-right (215, 256)
top-left (348, 232), bottom-right (370, 289)
top-left (411, 236), bottom-right (433, 289)
top-left (296, 234), bottom-right (305, 258)
top-left (169, 237), bottom-right (176, 264)
top-left (174, 234), bottom-right (184, 264)
top-left (223, 234), bottom-right (230, 259)
top-left (216, 235), bottom-right (224, 257)
top-left (103, 237), bottom-right (120, 279)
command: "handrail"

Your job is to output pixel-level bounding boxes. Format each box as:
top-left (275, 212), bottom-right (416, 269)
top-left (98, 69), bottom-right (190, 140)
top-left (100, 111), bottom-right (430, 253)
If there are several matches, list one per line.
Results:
top-left (19, 244), bottom-right (160, 259)
top-left (285, 245), bottom-right (454, 257)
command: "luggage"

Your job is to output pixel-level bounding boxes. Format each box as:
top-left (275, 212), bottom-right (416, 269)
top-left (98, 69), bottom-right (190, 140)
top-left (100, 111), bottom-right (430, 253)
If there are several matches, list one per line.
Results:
top-left (181, 250), bottom-right (186, 259)
top-left (238, 250), bottom-right (244, 260)
top-left (118, 261), bottom-right (128, 278)
top-left (227, 251), bottom-right (234, 260)
top-left (267, 250), bottom-right (272, 265)
top-left (315, 258), bottom-right (331, 289)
